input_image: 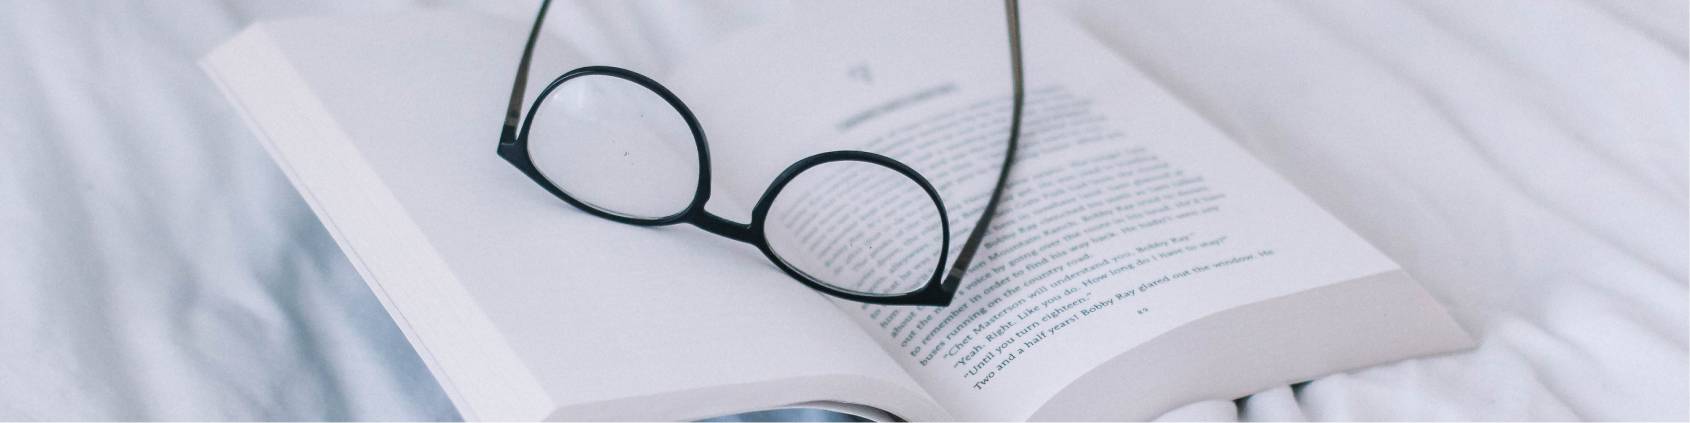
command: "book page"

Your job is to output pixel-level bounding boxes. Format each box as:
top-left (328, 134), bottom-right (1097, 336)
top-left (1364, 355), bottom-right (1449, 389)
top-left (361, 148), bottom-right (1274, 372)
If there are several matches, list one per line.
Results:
top-left (668, 4), bottom-right (1400, 419)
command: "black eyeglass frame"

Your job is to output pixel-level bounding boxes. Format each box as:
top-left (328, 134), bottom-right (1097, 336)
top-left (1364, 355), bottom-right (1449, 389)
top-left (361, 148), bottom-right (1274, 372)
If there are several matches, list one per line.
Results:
top-left (496, 0), bottom-right (1024, 306)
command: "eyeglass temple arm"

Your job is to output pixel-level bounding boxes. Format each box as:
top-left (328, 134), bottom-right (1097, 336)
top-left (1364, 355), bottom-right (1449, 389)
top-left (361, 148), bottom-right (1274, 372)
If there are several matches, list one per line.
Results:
top-left (941, 0), bottom-right (1024, 292)
top-left (502, 0), bottom-right (554, 145)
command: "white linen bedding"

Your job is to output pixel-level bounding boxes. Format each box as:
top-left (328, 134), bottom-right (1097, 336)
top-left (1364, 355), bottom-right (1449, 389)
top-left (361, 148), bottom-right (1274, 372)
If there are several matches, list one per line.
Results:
top-left (1, 0), bottom-right (1682, 420)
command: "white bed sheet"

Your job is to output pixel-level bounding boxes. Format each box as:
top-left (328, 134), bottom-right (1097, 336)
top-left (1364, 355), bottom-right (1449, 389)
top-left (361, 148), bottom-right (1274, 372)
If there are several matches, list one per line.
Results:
top-left (1, 1), bottom-right (1683, 420)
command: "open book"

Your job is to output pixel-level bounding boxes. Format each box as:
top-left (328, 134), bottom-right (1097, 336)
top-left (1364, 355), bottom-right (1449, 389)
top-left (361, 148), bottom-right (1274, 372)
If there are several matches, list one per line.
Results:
top-left (202, 4), bottom-right (1472, 420)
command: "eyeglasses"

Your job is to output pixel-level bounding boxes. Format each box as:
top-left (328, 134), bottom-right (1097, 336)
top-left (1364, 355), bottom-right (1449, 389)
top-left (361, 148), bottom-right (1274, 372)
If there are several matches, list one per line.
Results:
top-left (496, 0), bottom-right (1024, 306)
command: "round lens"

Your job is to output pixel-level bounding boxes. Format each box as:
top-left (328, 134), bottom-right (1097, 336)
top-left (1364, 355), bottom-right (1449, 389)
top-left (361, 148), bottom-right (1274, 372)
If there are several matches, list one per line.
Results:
top-left (763, 160), bottom-right (945, 296)
top-left (527, 74), bottom-right (701, 220)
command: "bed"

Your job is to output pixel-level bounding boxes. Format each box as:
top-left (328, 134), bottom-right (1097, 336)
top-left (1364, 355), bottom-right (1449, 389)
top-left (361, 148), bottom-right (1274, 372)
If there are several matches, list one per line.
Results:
top-left (1, 0), bottom-right (1682, 420)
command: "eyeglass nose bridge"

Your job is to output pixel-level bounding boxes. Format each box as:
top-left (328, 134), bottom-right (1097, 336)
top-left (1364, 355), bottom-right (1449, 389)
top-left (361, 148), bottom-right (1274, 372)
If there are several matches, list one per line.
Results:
top-left (690, 210), bottom-right (757, 244)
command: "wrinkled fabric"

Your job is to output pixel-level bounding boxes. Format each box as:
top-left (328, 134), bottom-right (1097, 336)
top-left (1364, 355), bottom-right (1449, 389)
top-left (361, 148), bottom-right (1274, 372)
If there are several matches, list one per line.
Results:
top-left (1, 1), bottom-right (1683, 420)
